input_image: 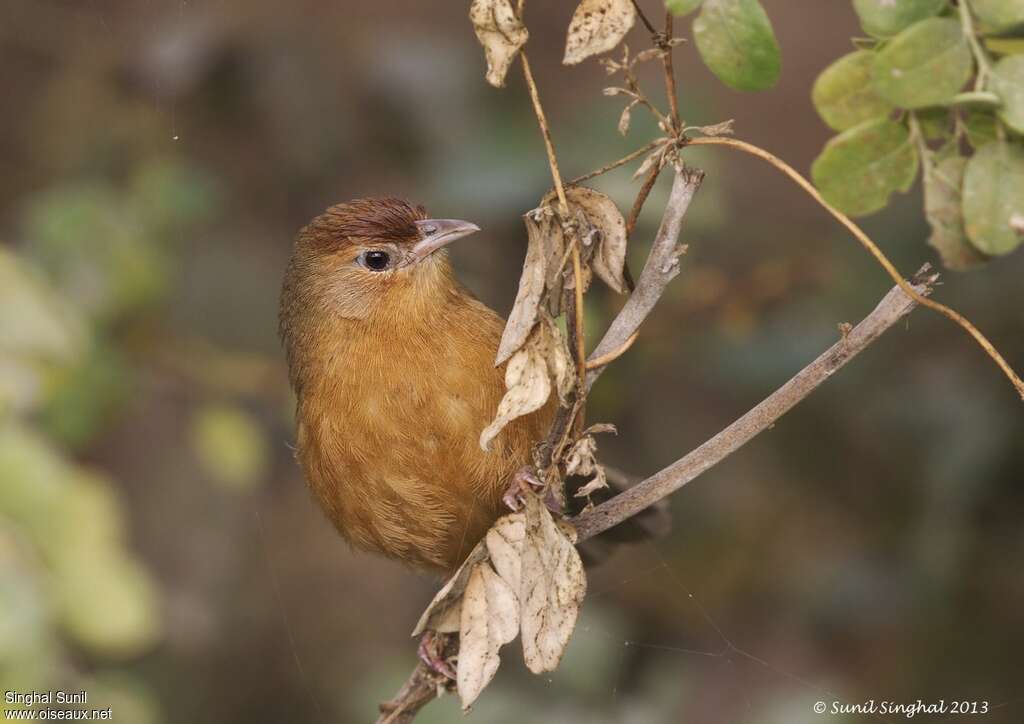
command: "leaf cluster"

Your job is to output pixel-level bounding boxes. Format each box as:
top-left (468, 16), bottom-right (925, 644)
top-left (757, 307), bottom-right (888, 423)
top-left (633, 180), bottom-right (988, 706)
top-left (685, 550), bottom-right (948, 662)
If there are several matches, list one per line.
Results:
top-left (808, 0), bottom-right (1024, 267)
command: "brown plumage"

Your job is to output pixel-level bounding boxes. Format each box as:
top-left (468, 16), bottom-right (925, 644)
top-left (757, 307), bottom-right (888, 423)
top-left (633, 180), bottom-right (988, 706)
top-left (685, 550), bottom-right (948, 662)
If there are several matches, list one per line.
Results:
top-left (280, 198), bottom-right (552, 573)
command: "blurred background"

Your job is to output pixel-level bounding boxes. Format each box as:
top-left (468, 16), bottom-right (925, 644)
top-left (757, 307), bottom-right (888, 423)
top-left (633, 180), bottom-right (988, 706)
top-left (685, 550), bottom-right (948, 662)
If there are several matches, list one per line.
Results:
top-left (2, 1), bottom-right (1023, 722)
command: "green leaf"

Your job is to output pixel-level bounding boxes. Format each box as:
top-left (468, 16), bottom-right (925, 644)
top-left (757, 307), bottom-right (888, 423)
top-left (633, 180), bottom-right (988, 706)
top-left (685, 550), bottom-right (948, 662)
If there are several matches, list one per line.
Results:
top-left (991, 55), bottom-right (1024, 133)
top-left (39, 343), bottom-right (131, 450)
top-left (853, 0), bottom-right (948, 38)
top-left (985, 36), bottom-right (1024, 56)
top-left (21, 185), bottom-right (170, 322)
top-left (916, 108), bottom-right (954, 140)
top-left (811, 118), bottom-right (919, 217)
top-left (964, 111), bottom-right (999, 148)
top-left (924, 154), bottom-right (988, 269)
top-left (0, 249), bottom-right (84, 364)
top-left (872, 18), bottom-right (973, 109)
top-left (54, 548), bottom-right (160, 658)
top-left (969, 0), bottom-right (1024, 33)
top-left (693, 0), bottom-right (781, 91)
top-left (190, 404), bottom-right (269, 490)
top-left (812, 50), bottom-right (894, 131)
top-left (962, 141), bottom-right (1024, 255)
top-left (666, 0), bottom-right (703, 15)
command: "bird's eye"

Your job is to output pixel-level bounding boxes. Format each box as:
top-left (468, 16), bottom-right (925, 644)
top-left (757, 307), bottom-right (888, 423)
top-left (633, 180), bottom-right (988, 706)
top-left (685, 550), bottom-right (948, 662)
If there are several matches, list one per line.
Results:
top-left (359, 249), bottom-right (391, 271)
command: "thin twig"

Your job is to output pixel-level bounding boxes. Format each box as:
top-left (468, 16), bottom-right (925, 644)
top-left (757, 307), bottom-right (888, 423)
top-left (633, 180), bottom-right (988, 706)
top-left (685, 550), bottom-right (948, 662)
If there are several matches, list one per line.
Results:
top-left (574, 267), bottom-right (940, 541)
top-left (625, 159), bottom-right (663, 239)
top-left (568, 138), bottom-right (665, 185)
top-left (631, 0), bottom-right (657, 35)
top-left (662, 11), bottom-right (681, 132)
top-left (586, 166), bottom-right (704, 391)
top-left (570, 240), bottom-right (587, 380)
top-left (686, 135), bottom-right (1024, 400)
top-left (521, 52), bottom-right (569, 215)
top-left (585, 330), bottom-right (639, 370)
top-left (958, 0), bottom-right (991, 90)
top-left (520, 50), bottom-right (588, 400)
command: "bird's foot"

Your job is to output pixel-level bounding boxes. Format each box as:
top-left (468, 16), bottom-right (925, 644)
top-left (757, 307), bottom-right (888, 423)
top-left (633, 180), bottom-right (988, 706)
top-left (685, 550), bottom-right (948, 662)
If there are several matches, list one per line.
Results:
top-left (502, 466), bottom-right (563, 514)
top-left (417, 630), bottom-right (457, 681)
top-left (502, 466), bottom-right (544, 511)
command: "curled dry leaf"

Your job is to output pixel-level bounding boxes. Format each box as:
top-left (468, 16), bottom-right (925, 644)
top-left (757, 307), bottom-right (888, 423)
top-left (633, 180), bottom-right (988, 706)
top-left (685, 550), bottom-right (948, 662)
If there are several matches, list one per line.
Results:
top-left (563, 0), bottom-right (637, 66)
top-left (618, 99), bottom-right (639, 136)
top-left (495, 210), bottom-right (549, 366)
top-left (569, 187), bottom-right (628, 294)
top-left (480, 341), bottom-right (551, 451)
top-left (635, 47), bottom-right (665, 64)
top-left (533, 206), bottom-right (567, 318)
top-left (520, 495), bottom-right (587, 673)
top-left (497, 185), bottom-right (627, 367)
top-left (469, 0), bottom-right (529, 88)
top-left (486, 513), bottom-right (526, 593)
top-left (413, 495), bottom-right (587, 707)
top-left (412, 545), bottom-right (488, 637)
top-left (688, 118), bottom-right (735, 137)
top-left (633, 141), bottom-right (669, 180)
top-left (457, 563), bottom-right (519, 709)
top-left (541, 186), bottom-right (629, 295)
top-left (483, 315), bottom-right (574, 449)
top-left (567, 424), bottom-right (616, 498)
top-left (538, 312), bottom-right (575, 404)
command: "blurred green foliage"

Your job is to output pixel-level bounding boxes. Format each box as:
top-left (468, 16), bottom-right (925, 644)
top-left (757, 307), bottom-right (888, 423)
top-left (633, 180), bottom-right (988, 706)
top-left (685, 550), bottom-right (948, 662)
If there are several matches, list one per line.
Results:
top-left (1, 155), bottom-right (218, 716)
top-left (1, 2), bottom-right (1022, 723)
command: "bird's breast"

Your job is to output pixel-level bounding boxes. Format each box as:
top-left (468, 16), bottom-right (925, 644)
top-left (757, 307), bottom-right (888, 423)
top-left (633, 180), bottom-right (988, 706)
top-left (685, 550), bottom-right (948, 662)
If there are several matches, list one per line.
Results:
top-left (294, 296), bottom-right (544, 572)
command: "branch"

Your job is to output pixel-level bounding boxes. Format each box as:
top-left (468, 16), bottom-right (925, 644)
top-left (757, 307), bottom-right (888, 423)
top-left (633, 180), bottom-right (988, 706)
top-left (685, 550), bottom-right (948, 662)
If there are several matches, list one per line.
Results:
top-left (573, 266), bottom-right (940, 542)
top-left (586, 165), bottom-right (704, 391)
top-left (375, 661), bottom-right (444, 724)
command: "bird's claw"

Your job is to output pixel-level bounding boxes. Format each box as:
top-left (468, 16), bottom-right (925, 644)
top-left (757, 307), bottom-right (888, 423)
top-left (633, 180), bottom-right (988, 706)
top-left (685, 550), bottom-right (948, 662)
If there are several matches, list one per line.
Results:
top-left (502, 466), bottom-right (565, 514)
top-left (502, 466), bottom-right (546, 511)
top-left (417, 631), bottom-right (456, 681)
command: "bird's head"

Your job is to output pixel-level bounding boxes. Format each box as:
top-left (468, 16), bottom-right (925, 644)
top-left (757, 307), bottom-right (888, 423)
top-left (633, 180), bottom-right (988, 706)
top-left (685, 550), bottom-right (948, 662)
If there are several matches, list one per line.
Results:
top-left (286, 197), bottom-right (481, 320)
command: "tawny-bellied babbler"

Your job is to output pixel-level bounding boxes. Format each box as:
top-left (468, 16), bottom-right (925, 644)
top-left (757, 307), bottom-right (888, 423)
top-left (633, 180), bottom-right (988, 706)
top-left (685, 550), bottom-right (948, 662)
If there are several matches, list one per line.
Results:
top-left (279, 198), bottom-right (553, 575)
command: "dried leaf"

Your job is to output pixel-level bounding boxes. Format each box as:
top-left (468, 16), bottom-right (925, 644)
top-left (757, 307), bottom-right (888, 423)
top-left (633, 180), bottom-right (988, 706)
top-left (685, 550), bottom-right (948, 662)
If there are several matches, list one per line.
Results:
top-left (542, 186), bottom-right (628, 294)
top-left (480, 341), bottom-right (551, 451)
top-left (573, 472), bottom-right (607, 499)
top-left (618, 100), bottom-right (638, 136)
top-left (582, 422), bottom-right (617, 436)
top-left (633, 144), bottom-right (666, 180)
top-left (568, 187), bottom-right (628, 294)
top-left (531, 206), bottom-right (567, 318)
top-left (486, 513), bottom-right (526, 594)
top-left (538, 313), bottom-right (575, 404)
top-left (414, 494), bottom-right (587, 705)
top-left (563, 0), bottom-right (637, 66)
top-left (495, 212), bottom-right (548, 365)
top-left (457, 563), bottom-right (520, 709)
top-left (469, 0), bottom-right (529, 88)
top-left (565, 436), bottom-right (598, 476)
top-left (566, 434), bottom-right (609, 498)
top-left (634, 47), bottom-right (665, 64)
top-left (520, 495), bottom-right (587, 672)
top-left (690, 119), bottom-right (735, 137)
top-left (412, 544), bottom-right (488, 636)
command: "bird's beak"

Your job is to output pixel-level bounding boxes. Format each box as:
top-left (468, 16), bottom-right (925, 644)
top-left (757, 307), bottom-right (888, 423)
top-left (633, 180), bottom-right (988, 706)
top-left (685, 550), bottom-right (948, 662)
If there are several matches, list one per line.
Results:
top-left (411, 218), bottom-right (481, 261)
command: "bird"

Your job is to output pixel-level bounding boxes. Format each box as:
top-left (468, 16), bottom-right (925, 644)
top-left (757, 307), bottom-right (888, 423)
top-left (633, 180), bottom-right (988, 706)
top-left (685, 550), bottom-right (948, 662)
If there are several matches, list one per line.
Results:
top-left (279, 197), bottom-right (553, 575)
